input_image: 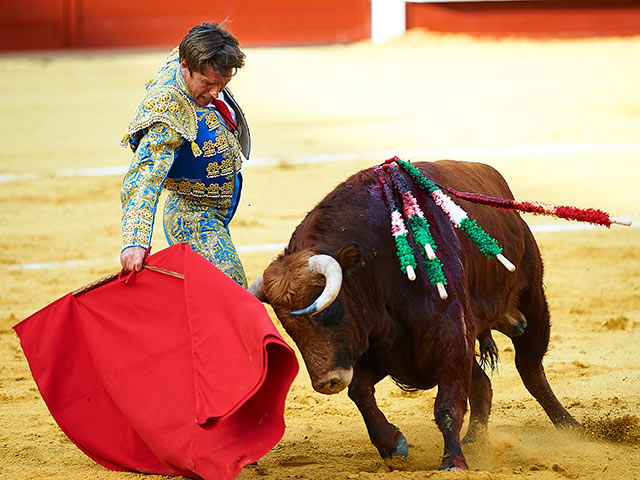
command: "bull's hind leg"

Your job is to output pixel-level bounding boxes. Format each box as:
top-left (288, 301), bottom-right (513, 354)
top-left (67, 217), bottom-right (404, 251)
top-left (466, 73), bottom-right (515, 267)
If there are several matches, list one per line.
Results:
top-left (513, 287), bottom-right (580, 428)
top-left (348, 363), bottom-right (408, 460)
top-left (462, 359), bottom-right (493, 444)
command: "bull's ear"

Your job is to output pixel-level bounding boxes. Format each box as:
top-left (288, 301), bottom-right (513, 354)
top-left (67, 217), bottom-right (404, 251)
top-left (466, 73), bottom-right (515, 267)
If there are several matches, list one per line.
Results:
top-left (333, 243), bottom-right (361, 275)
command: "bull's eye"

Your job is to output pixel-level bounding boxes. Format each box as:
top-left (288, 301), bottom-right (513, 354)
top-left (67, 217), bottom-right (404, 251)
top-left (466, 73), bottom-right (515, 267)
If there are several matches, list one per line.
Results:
top-left (314, 299), bottom-right (344, 326)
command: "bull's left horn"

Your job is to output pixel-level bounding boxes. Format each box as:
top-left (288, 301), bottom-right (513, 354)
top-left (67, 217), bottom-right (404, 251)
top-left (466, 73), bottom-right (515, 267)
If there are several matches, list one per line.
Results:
top-left (291, 254), bottom-right (343, 316)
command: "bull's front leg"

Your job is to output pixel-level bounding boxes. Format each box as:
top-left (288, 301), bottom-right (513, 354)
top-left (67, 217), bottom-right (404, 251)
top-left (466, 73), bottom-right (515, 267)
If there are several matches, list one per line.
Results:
top-left (434, 380), bottom-right (471, 471)
top-left (347, 362), bottom-right (408, 461)
top-left (433, 305), bottom-right (475, 471)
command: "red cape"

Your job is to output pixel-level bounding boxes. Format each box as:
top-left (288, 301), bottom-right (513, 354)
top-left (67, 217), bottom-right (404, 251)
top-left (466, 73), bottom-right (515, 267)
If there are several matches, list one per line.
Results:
top-left (14, 243), bottom-right (298, 480)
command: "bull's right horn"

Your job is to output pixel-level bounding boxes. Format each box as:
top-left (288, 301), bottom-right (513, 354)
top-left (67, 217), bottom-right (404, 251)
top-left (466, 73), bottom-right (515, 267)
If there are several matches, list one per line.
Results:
top-left (291, 254), bottom-right (343, 316)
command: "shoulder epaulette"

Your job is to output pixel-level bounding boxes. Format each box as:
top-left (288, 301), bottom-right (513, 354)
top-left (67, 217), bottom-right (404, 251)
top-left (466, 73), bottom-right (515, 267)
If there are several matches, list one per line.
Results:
top-left (121, 85), bottom-right (197, 151)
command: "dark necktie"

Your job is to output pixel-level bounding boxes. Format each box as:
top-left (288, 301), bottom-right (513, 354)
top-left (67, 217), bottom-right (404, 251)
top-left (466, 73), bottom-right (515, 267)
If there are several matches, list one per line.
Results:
top-left (211, 98), bottom-right (237, 132)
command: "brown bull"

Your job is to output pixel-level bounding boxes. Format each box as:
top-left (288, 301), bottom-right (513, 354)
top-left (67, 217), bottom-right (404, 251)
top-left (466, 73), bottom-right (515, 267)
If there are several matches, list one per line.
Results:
top-left (250, 160), bottom-right (579, 471)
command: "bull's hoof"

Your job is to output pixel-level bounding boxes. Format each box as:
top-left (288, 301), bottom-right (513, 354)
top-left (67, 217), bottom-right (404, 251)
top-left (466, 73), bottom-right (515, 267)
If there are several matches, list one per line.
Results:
top-left (440, 466), bottom-right (467, 472)
top-left (383, 432), bottom-right (409, 470)
top-left (461, 431), bottom-right (477, 445)
top-left (391, 432), bottom-right (409, 458)
top-left (461, 424), bottom-right (487, 445)
top-left (380, 425), bottom-right (409, 468)
top-left (556, 416), bottom-right (582, 430)
top-left (438, 455), bottom-right (468, 471)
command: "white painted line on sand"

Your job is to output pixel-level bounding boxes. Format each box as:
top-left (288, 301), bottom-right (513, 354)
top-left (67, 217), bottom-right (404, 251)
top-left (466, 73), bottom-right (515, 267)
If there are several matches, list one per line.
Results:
top-left (237, 242), bottom-right (287, 253)
top-left (8, 258), bottom-right (119, 271)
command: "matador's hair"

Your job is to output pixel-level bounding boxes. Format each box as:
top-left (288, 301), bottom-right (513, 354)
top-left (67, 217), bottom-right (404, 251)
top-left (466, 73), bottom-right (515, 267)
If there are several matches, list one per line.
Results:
top-left (179, 22), bottom-right (245, 75)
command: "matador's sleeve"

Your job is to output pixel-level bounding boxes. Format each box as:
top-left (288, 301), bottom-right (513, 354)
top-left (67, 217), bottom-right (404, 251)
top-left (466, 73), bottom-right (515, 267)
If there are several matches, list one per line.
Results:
top-left (121, 123), bottom-right (183, 251)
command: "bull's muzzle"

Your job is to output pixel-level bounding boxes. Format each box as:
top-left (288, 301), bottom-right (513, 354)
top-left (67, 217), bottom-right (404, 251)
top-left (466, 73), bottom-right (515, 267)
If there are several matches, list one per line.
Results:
top-left (312, 367), bottom-right (354, 394)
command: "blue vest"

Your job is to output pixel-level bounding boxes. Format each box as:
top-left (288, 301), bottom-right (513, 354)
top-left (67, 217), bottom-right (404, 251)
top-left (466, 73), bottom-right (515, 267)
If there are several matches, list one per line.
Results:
top-left (163, 105), bottom-right (244, 220)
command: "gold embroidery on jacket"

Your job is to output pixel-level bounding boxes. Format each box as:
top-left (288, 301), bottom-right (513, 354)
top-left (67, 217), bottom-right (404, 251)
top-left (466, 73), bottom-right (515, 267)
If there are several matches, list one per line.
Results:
top-left (163, 178), bottom-right (235, 201)
top-left (205, 112), bottom-right (218, 131)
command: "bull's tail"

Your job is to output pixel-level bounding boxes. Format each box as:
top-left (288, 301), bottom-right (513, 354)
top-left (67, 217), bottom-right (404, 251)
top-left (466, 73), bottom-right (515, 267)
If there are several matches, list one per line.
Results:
top-left (477, 330), bottom-right (499, 374)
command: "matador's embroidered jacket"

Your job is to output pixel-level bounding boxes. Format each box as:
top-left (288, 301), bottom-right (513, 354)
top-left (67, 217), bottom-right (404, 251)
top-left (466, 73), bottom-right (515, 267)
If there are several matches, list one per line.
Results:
top-left (120, 48), bottom-right (251, 286)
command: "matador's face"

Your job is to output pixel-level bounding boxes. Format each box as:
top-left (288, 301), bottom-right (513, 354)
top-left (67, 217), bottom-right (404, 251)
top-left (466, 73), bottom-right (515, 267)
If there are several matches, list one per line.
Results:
top-left (180, 58), bottom-right (232, 107)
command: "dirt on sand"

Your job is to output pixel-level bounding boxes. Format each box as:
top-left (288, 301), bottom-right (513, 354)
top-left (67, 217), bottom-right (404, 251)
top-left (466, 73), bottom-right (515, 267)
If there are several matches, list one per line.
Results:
top-left (1, 30), bottom-right (639, 480)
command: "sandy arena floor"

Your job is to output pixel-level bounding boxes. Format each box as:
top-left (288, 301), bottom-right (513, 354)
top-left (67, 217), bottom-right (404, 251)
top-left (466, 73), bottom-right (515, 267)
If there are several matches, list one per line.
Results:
top-left (1, 30), bottom-right (639, 479)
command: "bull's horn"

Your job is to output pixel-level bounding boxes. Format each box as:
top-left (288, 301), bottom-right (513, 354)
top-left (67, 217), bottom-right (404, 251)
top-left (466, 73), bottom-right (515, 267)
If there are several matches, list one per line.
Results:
top-left (248, 275), bottom-right (268, 302)
top-left (291, 254), bottom-right (343, 316)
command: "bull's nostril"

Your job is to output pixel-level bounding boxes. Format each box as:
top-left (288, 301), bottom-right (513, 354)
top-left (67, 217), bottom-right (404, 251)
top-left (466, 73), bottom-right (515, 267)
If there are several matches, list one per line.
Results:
top-left (323, 379), bottom-right (343, 393)
top-left (313, 368), bottom-right (353, 394)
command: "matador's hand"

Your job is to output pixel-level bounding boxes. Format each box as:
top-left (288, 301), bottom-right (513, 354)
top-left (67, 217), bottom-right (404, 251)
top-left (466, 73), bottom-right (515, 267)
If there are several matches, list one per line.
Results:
top-left (120, 246), bottom-right (147, 273)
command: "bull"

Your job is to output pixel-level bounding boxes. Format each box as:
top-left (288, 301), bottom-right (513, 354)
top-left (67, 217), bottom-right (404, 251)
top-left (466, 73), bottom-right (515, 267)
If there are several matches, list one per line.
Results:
top-left (249, 160), bottom-right (579, 471)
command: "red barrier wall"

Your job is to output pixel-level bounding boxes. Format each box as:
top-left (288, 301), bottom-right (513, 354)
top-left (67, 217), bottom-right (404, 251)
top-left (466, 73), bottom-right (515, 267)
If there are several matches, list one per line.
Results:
top-left (3, 1), bottom-right (640, 51)
top-left (1, 0), bottom-right (371, 51)
top-left (1, 0), bottom-right (66, 50)
top-left (406, 0), bottom-right (640, 38)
